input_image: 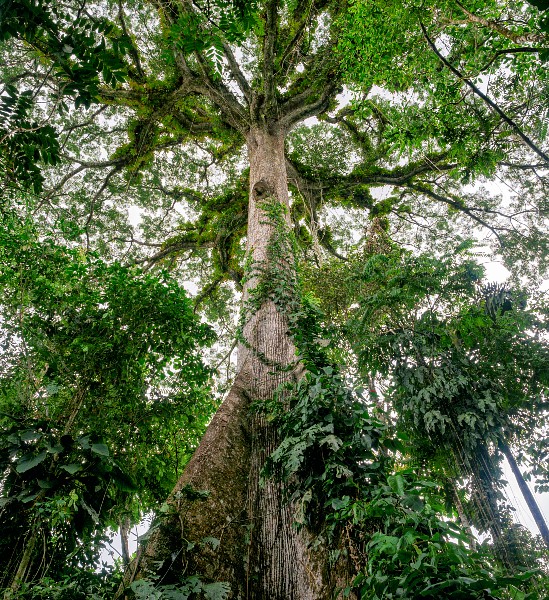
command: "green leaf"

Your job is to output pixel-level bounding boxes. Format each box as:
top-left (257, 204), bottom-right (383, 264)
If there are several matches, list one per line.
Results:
top-left (320, 434), bottom-right (343, 451)
top-left (16, 451), bottom-right (47, 473)
top-left (60, 463), bottom-right (83, 474)
top-left (37, 478), bottom-right (56, 489)
top-left (90, 442), bottom-right (109, 456)
top-left (331, 497), bottom-right (349, 510)
top-left (110, 468), bottom-right (138, 492)
top-left (19, 492), bottom-right (40, 503)
top-left (46, 444), bottom-right (64, 454)
top-left (130, 580), bottom-right (162, 600)
top-left (202, 582), bottom-right (230, 600)
top-left (201, 536), bottom-right (220, 550)
top-left (402, 494), bottom-right (424, 512)
top-left (20, 429), bottom-right (42, 442)
top-left (78, 435), bottom-right (90, 449)
top-left (387, 474), bottom-right (405, 497)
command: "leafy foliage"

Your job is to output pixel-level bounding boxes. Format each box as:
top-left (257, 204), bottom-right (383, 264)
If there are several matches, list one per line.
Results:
top-left (0, 205), bottom-right (215, 590)
top-left (0, 425), bottom-right (133, 580)
top-left (0, 86), bottom-right (60, 193)
top-left (249, 217), bottom-right (544, 595)
top-left (345, 246), bottom-right (549, 453)
top-left (1, 0), bottom-right (548, 596)
top-left (262, 365), bottom-right (540, 598)
top-left (0, 0), bottom-right (131, 103)
top-left (130, 576), bottom-right (230, 600)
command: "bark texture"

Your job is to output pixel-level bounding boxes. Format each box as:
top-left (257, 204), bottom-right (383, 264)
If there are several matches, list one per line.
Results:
top-left (241, 128), bottom-right (323, 598)
top-left (127, 127), bottom-right (330, 598)
top-left (7, 530), bottom-right (38, 595)
top-left (127, 376), bottom-right (253, 589)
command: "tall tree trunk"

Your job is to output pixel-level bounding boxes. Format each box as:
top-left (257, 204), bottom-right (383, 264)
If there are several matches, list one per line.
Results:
top-left (126, 127), bottom-right (332, 598)
top-left (7, 529), bottom-right (38, 597)
top-left (451, 441), bottom-right (520, 571)
top-left (120, 516), bottom-right (131, 567)
top-left (499, 440), bottom-right (549, 550)
top-left (241, 127), bottom-right (328, 598)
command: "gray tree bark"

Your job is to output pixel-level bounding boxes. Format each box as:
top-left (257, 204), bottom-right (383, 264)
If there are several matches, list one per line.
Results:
top-left (124, 126), bottom-right (339, 598)
top-left (120, 516), bottom-right (131, 567)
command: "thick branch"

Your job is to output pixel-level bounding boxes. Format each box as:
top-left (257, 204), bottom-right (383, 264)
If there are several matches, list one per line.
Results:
top-left (102, 82), bottom-right (215, 134)
top-left (287, 153), bottom-right (457, 193)
top-left (499, 440), bottom-right (549, 550)
top-left (115, 237), bottom-right (163, 247)
top-left (221, 41), bottom-right (251, 102)
top-left (99, 86), bottom-right (151, 105)
top-left (421, 22), bottom-right (549, 164)
top-left (263, 0), bottom-right (280, 111)
top-left (42, 164), bottom-right (87, 200)
top-left (84, 166), bottom-right (121, 248)
top-left (477, 47), bottom-right (549, 74)
top-left (326, 114), bottom-right (375, 154)
top-left (151, 183), bottom-right (204, 203)
top-left (454, 1), bottom-right (546, 44)
top-left (277, 0), bottom-right (333, 79)
top-left (278, 41), bottom-right (340, 129)
top-left (279, 79), bottom-right (339, 130)
top-left (135, 238), bottom-right (216, 268)
top-left (171, 0), bottom-right (249, 131)
top-left (278, 15), bottom-right (310, 76)
top-left (127, 0), bottom-right (249, 132)
top-left (59, 154), bottom-right (128, 169)
top-left (193, 276), bottom-right (224, 311)
top-left (172, 109), bottom-right (215, 133)
top-left (190, 50), bottom-right (248, 132)
top-left (117, 0), bottom-right (146, 81)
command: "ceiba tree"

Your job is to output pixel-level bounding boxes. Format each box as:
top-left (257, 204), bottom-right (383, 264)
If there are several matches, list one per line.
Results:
top-left (2, 0), bottom-right (548, 597)
top-left (123, 3), bottom-right (348, 595)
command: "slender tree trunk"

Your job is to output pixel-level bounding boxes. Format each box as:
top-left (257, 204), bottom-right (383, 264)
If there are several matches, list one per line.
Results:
top-left (499, 440), bottom-right (549, 549)
top-left (127, 126), bottom-right (333, 598)
top-left (120, 516), bottom-right (131, 567)
top-left (6, 529), bottom-right (38, 597)
top-left (451, 481), bottom-right (476, 551)
top-left (451, 441), bottom-right (519, 571)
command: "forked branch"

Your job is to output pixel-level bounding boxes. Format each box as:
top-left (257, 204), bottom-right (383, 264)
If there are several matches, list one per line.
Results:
top-left (406, 182), bottom-right (505, 244)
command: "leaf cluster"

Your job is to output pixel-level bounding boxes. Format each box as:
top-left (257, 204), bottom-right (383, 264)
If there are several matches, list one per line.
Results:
top-left (0, 0), bottom-right (131, 104)
top-left (130, 575), bottom-right (230, 600)
top-left (0, 426), bottom-right (133, 580)
top-left (262, 365), bottom-right (538, 598)
top-left (0, 205), bottom-right (216, 588)
top-left (0, 85), bottom-right (60, 193)
top-left (346, 248), bottom-right (549, 453)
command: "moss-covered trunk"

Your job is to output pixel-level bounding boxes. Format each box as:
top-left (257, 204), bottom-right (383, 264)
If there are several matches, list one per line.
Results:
top-left (127, 127), bottom-right (326, 598)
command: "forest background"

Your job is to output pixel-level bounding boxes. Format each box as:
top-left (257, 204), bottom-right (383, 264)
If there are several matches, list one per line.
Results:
top-left (1, 0), bottom-right (549, 598)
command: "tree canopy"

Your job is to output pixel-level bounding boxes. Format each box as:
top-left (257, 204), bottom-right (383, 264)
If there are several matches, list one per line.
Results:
top-left (1, 0), bottom-right (549, 598)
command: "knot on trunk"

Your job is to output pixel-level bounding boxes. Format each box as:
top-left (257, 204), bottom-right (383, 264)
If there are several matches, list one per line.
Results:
top-left (253, 179), bottom-right (275, 201)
